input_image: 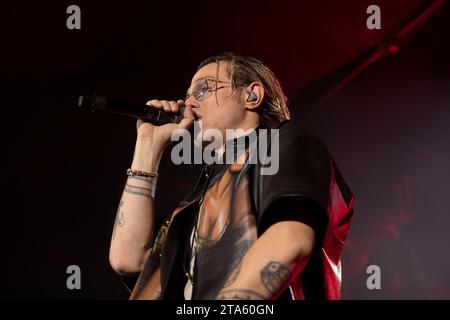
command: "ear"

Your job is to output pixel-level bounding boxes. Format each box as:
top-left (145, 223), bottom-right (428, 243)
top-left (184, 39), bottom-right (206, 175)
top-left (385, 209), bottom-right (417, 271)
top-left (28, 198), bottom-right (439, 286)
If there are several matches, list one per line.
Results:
top-left (243, 82), bottom-right (265, 110)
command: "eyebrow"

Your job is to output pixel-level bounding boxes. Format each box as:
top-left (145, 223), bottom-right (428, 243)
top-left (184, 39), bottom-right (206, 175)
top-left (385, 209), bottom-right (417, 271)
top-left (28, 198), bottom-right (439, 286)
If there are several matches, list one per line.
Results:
top-left (191, 76), bottom-right (213, 86)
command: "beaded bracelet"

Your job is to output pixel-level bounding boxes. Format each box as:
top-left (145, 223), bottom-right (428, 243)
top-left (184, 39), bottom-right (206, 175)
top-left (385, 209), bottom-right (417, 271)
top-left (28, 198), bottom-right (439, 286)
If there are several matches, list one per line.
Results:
top-left (126, 168), bottom-right (159, 178)
top-left (126, 168), bottom-right (158, 198)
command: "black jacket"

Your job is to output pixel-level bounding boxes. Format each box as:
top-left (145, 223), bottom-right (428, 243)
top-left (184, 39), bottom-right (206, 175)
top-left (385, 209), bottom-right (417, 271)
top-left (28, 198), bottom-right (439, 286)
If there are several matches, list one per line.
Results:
top-left (127, 120), bottom-right (354, 300)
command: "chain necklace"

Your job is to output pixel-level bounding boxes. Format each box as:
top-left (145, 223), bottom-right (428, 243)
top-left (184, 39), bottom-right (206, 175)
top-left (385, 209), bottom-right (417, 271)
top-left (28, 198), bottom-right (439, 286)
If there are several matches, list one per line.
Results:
top-left (184, 203), bottom-right (201, 284)
top-left (183, 166), bottom-right (212, 284)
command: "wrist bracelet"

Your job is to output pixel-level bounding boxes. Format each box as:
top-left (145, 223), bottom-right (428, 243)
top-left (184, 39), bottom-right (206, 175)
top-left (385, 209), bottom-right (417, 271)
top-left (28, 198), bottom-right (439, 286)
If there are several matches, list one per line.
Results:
top-left (126, 168), bottom-right (158, 198)
top-left (126, 168), bottom-right (159, 178)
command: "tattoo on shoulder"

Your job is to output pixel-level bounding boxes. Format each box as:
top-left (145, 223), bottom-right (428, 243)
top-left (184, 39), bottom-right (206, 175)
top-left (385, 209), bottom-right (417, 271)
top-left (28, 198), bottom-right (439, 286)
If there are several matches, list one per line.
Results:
top-left (260, 261), bottom-right (291, 294)
top-left (125, 182), bottom-right (152, 198)
top-left (216, 288), bottom-right (265, 300)
top-left (112, 201), bottom-right (125, 239)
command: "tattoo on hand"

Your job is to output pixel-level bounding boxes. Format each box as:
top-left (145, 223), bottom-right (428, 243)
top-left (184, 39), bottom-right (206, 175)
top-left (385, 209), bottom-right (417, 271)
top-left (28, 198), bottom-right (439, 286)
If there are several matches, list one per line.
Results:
top-left (125, 182), bottom-right (153, 198)
top-left (112, 201), bottom-right (125, 239)
top-left (216, 289), bottom-right (265, 300)
top-left (260, 261), bottom-right (290, 294)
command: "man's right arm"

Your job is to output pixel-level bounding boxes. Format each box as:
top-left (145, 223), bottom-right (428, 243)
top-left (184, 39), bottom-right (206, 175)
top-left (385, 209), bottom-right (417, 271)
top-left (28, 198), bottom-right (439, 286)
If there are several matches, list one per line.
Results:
top-left (108, 99), bottom-right (194, 277)
top-left (108, 137), bottom-right (163, 275)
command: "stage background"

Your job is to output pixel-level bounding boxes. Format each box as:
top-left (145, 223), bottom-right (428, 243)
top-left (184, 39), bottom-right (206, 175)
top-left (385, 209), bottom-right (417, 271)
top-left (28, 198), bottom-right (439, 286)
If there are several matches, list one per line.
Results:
top-left (3, 0), bottom-right (449, 299)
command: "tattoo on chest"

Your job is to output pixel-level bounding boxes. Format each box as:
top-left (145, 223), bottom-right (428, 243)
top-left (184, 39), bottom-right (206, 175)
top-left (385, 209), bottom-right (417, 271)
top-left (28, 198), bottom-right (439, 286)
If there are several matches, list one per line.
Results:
top-left (223, 239), bottom-right (254, 287)
top-left (216, 288), bottom-right (265, 300)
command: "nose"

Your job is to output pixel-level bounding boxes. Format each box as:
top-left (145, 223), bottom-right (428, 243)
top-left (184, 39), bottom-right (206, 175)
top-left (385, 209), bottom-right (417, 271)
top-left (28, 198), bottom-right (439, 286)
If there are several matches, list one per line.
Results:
top-left (184, 95), bottom-right (199, 110)
top-left (184, 97), bottom-right (201, 120)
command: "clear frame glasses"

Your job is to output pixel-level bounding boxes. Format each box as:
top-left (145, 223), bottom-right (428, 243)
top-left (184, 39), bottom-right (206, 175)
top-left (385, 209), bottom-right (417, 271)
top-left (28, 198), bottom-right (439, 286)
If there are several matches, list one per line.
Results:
top-left (185, 78), bottom-right (231, 101)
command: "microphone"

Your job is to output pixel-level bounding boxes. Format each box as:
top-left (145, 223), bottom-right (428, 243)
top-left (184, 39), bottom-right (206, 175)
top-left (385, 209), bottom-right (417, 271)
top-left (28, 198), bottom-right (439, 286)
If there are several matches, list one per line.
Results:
top-left (78, 95), bottom-right (186, 125)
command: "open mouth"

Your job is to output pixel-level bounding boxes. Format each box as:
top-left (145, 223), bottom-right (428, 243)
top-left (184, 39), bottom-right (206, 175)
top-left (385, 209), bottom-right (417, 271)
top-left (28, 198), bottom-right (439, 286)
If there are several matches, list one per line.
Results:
top-left (193, 111), bottom-right (201, 121)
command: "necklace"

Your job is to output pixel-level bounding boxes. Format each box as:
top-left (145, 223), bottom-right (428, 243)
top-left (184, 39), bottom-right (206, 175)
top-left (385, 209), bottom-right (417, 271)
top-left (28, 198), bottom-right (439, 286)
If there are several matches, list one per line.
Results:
top-left (184, 204), bottom-right (201, 284)
top-left (183, 165), bottom-right (212, 284)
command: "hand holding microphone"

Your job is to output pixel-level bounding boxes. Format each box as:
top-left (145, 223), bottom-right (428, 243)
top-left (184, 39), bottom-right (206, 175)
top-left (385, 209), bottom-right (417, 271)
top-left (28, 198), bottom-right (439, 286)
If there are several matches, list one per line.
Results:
top-left (136, 99), bottom-right (194, 148)
top-left (78, 95), bottom-right (195, 150)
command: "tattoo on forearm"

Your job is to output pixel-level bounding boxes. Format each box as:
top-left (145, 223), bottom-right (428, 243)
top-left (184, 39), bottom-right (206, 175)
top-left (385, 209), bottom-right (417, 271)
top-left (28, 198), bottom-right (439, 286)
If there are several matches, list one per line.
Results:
top-left (125, 182), bottom-right (153, 198)
top-left (260, 261), bottom-right (290, 294)
top-left (129, 175), bottom-right (155, 183)
top-left (216, 289), bottom-right (265, 300)
top-left (112, 201), bottom-right (125, 239)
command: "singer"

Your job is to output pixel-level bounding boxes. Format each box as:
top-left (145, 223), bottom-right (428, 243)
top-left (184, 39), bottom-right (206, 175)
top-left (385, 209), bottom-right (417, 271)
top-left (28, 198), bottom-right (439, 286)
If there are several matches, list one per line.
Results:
top-left (108, 52), bottom-right (354, 300)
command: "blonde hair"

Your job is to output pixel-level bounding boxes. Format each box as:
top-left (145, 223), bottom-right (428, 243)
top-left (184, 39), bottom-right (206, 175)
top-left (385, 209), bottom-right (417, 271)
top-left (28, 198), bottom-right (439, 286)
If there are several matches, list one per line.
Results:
top-left (198, 52), bottom-right (291, 128)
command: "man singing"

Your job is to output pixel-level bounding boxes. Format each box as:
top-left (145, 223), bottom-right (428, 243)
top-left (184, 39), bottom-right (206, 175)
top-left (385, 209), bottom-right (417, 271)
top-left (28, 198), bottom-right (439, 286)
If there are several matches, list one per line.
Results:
top-left (108, 52), bottom-right (354, 300)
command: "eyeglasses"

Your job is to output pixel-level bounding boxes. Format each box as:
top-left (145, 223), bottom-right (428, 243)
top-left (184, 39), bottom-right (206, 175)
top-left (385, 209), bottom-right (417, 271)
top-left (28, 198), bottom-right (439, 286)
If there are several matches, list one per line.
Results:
top-left (185, 78), bottom-right (231, 102)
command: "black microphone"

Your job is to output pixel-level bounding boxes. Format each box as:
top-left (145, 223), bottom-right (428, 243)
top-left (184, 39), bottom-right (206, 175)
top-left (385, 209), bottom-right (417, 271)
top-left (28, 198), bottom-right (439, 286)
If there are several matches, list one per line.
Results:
top-left (78, 95), bottom-right (185, 125)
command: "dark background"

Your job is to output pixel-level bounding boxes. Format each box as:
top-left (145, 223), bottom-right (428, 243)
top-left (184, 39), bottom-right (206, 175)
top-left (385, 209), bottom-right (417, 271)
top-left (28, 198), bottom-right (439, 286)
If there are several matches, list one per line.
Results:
top-left (3, 0), bottom-right (450, 299)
